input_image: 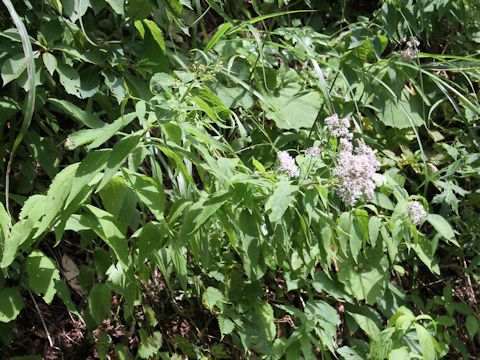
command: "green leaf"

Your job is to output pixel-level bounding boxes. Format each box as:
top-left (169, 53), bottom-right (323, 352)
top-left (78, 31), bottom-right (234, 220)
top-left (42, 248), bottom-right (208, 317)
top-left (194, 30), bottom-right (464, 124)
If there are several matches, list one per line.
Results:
top-left (57, 62), bottom-right (83, 98)
top-left (122, 169), bottom-right (165, 221)
top-left (142, 20), bottom-right (166, 51)
top-left (388, 347), bottom-right (410, 360)
top-left (99, 177), bottom-right (138, 232)
top-left (415, 324), bottom-right (437, 360)
top-left (0, 287), bottom-right (24, 322)
top-left (103, 71), bottom-right (127, 104)
top-left (88, 283), bottom-right (111, 325)
top-left (177, 191), bottom-right (230, 246)
top-left (135, 222), bottom-right (167, 263)
top-left (218, 316), bottom-right (234, 337)
top-left (368, 216), bottom-right (381, 247)
top-left (49, 98), bottom-right (104, 128)
top-left (138, 330), bottom-right (162, 359)
top-left (85, 205), bottom-right (129, 270)
top-left (466, 315), bottom-right (479, 338)
top-left (67, 112), bottom-right (137, 150)
top-left (97, 132), bottom-right (143, 191)
top-left (203, 287), bottom-right (224, 311)
top-left (265, 181), bottom-right (298, 223)
top-left (67, 150), bottom-right (110, 204)
top-left (0, 219), bottom-right (34, 268)
top-left (262, 69), bottom-right (321, 129)
top-left (1, 53), bottom-right (27, 85)
top-left (106, 0), bottom-right (124, 14)
top-left (426, 214), bottom-right (455, 242)
top-left (42, 52), bottom-right (57, 76)
top-left (24, 250), bottom-right (60, 304)
top-left (337, 246), bottom-right (388, 305)
top-left (375, 89), bottom-right (425, 129)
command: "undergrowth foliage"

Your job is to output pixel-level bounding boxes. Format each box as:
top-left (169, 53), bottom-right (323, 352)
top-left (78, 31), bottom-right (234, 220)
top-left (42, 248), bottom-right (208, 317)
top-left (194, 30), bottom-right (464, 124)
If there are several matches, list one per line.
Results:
top-left (0, 0), bottom-right (479, 359)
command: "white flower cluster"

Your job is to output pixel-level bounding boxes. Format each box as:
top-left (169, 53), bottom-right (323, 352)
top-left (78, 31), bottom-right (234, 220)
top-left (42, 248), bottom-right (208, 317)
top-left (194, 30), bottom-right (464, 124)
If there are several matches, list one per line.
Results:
top-left (407, 201), bottom-right (427, 225)
top-left (333, 140), bottom-right (380, 206)
top-left (401, 36), bottom-right (420, 61)
top-left (277, 151), bottom-right (300, 177)
top-left (324, 114), bottom-right (353, 140)
top-left (305, 146), bottom-right (321, 158)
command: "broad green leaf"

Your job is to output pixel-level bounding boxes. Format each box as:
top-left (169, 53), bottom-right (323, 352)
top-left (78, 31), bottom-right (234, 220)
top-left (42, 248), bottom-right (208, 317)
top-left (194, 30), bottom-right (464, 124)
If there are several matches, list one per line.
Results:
top-left (415, 324), bottom-right (436, 360)
top-left (0, 287), bottom-right (24, 322)
top-left (24, 250), bottom-right (60, 304)
top-left (103, 71), bottom-right (127, 104)
top-left (0, 202), bottom-right (11, 246)
top-left (85, 205), bottom-right (129, 270)
top-left (106, 0), bottom-right (124, 14)
top-left (426, 214), bottom-right (455, 242)
top-left (67, 113), bottom-right (137, 150)
top-left (1, 53), bottom-right (27, 85)
top-left (466, 315), bottom-right (479, 338)
top-left (99, 177), bottom-right (138, 232)
top-left (265, 181), bottom-right (298, 223)
top-left (122, 169), bottom-right (165, 221)
top-left (177, 191), bottom-right (230, 246)
top-left (388, 347), bottom-right (410, 360)
top-left (368, 216), bottom-right (381, 247)
top-left (32, 164), bottom-right (78, 238)
top-left (88, 283), bottom-right (111, 325)
top-left (375, 89), bottom-right (425, 129)
top-left (337, 246), bottom-right (388, 305)
top-left (49, 98), bottom-right (104, 128)
top-left (42, 52), bottom-right (57, 76)
top-left (262, 69), bottom-right (321, 129)
top-left (142, 20), bottom-right (166, 51)
top-left (67, 150), bottom-right (110, 204)
top-left (97, 132), bottom-right (143, 191)
top-left (135, 221), bottom-right (167, 263)
top-left (57, 62), bottom-right (83, 98)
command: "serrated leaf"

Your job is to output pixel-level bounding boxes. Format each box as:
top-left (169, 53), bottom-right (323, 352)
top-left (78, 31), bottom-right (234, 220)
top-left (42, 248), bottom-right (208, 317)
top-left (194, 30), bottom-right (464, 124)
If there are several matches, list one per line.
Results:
top-left (203, 287), bottom-right (224, 311)
top-left (0, 219), bottom-right (34, 268)
top-left (218, 316), bottom-right (234, 337)
top-left (138, 330), bottom-right (162, 359)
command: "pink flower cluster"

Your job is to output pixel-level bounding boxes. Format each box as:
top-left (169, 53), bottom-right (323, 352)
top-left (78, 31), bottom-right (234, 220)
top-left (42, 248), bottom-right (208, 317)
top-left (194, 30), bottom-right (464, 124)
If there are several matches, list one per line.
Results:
top-left (324, 114), bottom-right (353, 139)
top-left (277, 151), bottom-right (300, 177)
top-left (333, 140), bottom-right (380, 206)
top-left (305, 146), bottom-right (321, 158)
top-left (407, 201), bottom-right (427, 225)
top-left (401, 36), bottom-right (420, 61)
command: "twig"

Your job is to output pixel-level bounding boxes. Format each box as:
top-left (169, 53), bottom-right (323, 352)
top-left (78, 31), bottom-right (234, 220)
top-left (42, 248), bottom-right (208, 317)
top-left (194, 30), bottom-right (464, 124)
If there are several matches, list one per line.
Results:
top-left (29, 290), bottom-right (54, 348)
